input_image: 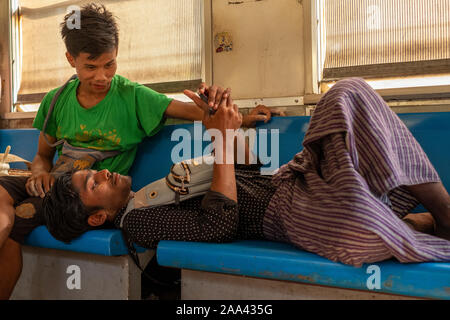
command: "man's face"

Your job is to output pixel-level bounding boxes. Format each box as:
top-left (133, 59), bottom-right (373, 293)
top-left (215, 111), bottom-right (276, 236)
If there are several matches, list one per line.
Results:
top-left (66, 50), bottom-right (118, 95)
top-left (72, 169), bottom-right (132, 216)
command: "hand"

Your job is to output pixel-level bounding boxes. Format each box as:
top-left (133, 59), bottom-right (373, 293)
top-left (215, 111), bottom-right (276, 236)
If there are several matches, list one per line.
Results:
top-left (26, 171), bottom-right (55, 198)
top-left (184, 86), bottom-right (230, 115)
top-left (202, 93), bottom-right (242, 134)
top-left (201, 92), bottom-right (242, 167)
top-left (197, 83), bottom-right (231, 113)
top-left (242, 105), bottom-right (287, 127)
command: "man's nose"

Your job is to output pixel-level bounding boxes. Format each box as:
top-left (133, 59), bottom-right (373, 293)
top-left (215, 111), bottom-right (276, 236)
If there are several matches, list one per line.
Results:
top-left (96, 169), bottom-right (111, 181)
top-left (94, 69), bottom-right (108, 81)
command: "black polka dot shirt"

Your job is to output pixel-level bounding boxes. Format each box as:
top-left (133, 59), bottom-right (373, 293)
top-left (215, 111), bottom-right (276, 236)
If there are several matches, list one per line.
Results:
top-left (113, 164), bottom-right (277, 249)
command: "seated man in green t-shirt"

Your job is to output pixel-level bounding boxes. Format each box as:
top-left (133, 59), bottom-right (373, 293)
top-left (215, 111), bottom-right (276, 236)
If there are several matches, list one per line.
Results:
top-left (0, 3), bottom-right (279, 299)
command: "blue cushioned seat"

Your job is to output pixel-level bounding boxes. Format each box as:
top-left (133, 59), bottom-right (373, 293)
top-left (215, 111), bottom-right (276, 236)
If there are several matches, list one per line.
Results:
top-left (156, 113), bottom-right (450, 299)
top-left (24, 226), bottom-right (134, 256)
top-left (157, 240), bottom-right (450, 299)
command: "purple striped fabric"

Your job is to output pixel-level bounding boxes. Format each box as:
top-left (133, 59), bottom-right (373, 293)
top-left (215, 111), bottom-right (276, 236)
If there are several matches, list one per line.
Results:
top-left (263, 78), bottom-right (450, 267)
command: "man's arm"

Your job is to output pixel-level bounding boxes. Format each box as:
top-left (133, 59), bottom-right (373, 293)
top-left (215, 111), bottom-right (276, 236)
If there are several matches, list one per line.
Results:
top-left (26, 133), bottom-right (57, 198)
top-left (164, 99), bottom-right (204, 121)
top-left (233, 131), bottom-right (257, 166)
top-left (211, 162), bottom-right (237, 202)
top-left (184, 89), bottom-right (242, 201)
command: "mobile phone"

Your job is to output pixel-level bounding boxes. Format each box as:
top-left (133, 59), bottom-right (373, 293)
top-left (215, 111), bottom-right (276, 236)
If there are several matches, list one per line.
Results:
top-left (199, 92), bottom-right (209, 104)
top-left (199, 92), bottom-right (216, 115)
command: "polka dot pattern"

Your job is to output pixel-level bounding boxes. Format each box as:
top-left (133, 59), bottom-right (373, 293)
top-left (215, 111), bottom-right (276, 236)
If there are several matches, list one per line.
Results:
top-left (114, 164), bottom-right (276, 249)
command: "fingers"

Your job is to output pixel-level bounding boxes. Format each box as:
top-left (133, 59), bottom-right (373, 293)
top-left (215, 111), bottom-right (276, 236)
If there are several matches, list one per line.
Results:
top-left (184, 89), bottom-right (209, 114)
top-left (35, 179), bottom-right (45, 198)
top-left (26, 173), bottom-right (55, 198)
top-left (248, 114), bottom-right (269, 122)
top-left (235, 105), bottom-right (243, 126)
top-left (248, 105), bottom-right (287, 125)
top-left (43, 175), bottom-right (55, 194)
top-left (211, 87), bottom-right (231, 113)
top-left (186, 85), bottom-right (233, 117)
top-left (219, 91), bottom-right (228, 109)
top-left (208, 86), bottom-right (221, 108)
top-left (219, 89), bottom-right (233, 109)
top-left (227, 92), bottom-right (233, 108)
top-left (196, 82), bottom-right (232, 111)
top-left (210, 88), bottom-right (232, 115)
top-left (252, 105), bottom-right (271, 122)
top-left (241, 114), bottom-right (268, 128)
top-left (270, 108), bottom-right (287, 117)
top-left (198, 82), bottom-right (207, 95)
top-left (263, 109), bottom-right (271, 123)
top-left (207, 86), bottom-right (231, 109)
top-left (26, 178), bottom-right (39, 197)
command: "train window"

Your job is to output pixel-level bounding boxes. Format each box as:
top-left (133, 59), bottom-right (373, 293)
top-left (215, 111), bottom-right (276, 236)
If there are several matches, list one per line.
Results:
top-left (318, 0), bottom-right (450, 91)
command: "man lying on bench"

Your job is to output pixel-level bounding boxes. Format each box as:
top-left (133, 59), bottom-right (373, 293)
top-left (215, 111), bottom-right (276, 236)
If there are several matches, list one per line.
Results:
top-left (42, 78), bottom-right (450, 267)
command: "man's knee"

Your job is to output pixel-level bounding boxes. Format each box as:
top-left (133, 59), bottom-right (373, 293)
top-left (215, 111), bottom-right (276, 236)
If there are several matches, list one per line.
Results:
top-left (330, 77), bottom-right (372, 95)
top-left (319, 77), bottom-right (384, 113)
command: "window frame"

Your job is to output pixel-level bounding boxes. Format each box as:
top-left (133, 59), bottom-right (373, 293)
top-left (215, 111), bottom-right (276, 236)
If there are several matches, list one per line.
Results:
top-left (0, 0), bottom-right (13, 118)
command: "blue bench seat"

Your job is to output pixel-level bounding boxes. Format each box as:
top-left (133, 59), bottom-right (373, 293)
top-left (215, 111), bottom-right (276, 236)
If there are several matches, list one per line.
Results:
top-left (156, 113), bottom-right (450, 300)
top-left (157, 240), bottom-right (450, 299)
top-left (24, 227), bottom-right (134, 256)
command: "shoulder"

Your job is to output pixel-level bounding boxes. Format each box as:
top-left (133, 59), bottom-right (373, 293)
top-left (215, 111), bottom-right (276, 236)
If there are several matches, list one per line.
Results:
top-left (113, 74), bottom-right (135, 87)
top-left (113, 74), bottom-right (143, 92)
top-left (114, 75), bottom-right (162, 97)
top-left (44, 87), bottom-right (60, 99)
top-left (40, 78), bottom-right (78, 107)
top-left (40, 87), bottom-right (62, 106)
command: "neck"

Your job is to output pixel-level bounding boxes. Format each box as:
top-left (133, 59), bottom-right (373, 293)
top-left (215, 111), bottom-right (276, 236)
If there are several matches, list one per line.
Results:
top-left (76, 82), bottom-right (111, 109)
top-left (110, 192), bottom-right (135, 221)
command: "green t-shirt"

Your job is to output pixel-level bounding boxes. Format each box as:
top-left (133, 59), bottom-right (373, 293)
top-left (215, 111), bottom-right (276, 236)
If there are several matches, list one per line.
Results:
top-left (33, 75), bottom-right (172, 175)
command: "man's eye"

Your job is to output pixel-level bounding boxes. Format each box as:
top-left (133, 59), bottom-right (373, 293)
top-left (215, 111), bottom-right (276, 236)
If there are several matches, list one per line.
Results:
top-left (92, 181), bottom-right (98, 190)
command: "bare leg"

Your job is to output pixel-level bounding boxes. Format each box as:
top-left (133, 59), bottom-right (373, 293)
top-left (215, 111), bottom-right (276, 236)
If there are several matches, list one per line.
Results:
top-left (0, 238), bottom-right (22, 299)
top-left (406, 182), bottom-right (450, 240)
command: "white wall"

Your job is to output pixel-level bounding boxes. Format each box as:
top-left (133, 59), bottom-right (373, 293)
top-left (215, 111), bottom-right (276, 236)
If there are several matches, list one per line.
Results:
top-left (211, 0), bottom-right (305, 99)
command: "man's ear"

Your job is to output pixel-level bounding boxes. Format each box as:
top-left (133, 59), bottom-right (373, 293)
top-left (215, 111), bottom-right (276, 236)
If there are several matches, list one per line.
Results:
top-left (66, 52), bottom-right (76, 68)
top-left (87, 210), bottom-right (108, 227)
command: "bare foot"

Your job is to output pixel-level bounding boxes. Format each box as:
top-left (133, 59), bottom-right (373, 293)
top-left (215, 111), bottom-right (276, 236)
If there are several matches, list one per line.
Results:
top-left (405, 183), bottom-right (450, 241)
top-left (403, 212), bottom-right (450, 241)
top-left (402, 212), bottom-right (435, 235)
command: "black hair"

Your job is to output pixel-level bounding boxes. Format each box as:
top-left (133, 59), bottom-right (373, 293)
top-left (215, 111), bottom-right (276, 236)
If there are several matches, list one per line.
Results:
top-left (60, 3), bottom-right (119, 59)
top-left (42, 171), bottom-right (95, 243)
